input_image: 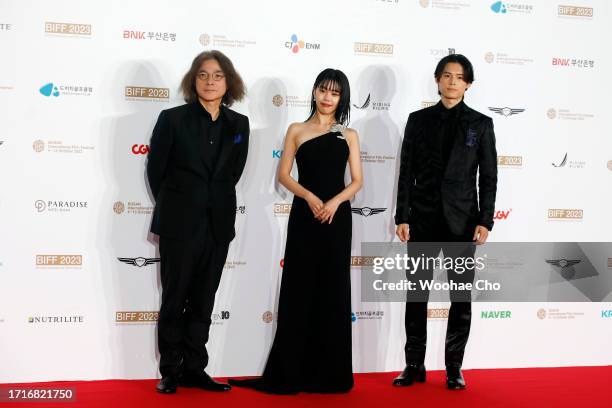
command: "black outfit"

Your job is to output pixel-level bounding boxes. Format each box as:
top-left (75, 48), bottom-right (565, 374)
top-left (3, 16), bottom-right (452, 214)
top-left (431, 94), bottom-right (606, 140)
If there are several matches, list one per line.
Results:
top-left (147, 102), bottom-right (249, 377)
top-left (395, 100), bottom-right (497, 234)
top-left (395, 100), bottom-right (497, 368)
top-left (231, 131), bottom-right (354, 394)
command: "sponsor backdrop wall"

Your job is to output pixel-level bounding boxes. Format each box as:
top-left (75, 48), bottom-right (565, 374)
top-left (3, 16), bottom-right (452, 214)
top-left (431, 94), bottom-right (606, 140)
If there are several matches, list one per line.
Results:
top-left (1, 0), bottom-right (611, 382)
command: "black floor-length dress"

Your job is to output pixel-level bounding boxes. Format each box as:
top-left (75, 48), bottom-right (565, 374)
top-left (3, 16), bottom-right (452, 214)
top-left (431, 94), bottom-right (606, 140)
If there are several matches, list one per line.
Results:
top-left (233, 130), bottom-right (354, 394)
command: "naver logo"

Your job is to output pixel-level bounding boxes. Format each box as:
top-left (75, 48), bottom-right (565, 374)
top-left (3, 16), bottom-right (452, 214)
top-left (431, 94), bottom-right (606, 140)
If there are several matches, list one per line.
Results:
top-left (481, 310), bottom-right (512, 319)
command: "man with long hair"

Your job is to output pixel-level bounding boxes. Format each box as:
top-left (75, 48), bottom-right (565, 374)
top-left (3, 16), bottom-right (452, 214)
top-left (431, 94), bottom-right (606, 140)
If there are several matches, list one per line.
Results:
top-left (147, 50), bottom-right (249, 394)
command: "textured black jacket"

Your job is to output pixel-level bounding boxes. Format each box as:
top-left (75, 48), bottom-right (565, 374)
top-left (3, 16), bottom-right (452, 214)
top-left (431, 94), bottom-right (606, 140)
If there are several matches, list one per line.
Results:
top-left (395, 101), bottom-right (497, 234)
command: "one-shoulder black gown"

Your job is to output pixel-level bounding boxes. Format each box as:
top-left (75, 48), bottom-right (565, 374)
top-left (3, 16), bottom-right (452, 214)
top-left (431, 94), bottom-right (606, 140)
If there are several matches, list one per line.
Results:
top-left (231, 131), bottom-right (353, 394)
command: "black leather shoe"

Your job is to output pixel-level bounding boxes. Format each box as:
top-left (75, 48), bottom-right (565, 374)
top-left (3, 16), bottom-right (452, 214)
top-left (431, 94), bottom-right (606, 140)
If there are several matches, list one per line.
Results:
top-left (392, 363), bottom-right (426, 386)
top-left (228, 377), bottom-right (263, 388)
top-left (180, 370), bottom-right (231, 392)
top-left (156, 376), bottom-right (178, 394)
top-left (446, 367), bottom-right (466, 390)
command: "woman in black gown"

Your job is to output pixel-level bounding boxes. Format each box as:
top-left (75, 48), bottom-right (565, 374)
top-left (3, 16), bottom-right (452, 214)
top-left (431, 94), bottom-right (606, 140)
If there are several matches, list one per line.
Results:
top-left (229, 69), bottom-right (363, 394)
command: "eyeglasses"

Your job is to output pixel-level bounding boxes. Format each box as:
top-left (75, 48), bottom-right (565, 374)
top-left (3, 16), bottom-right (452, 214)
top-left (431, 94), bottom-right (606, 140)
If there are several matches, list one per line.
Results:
top-left (197, 71), bottom-right (225, 81)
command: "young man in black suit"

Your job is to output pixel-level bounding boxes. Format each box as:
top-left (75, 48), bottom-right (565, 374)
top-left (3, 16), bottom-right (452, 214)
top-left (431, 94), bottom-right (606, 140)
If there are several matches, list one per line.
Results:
top-left (147, 50), bottom-right (249, 394)
top-left (393, 54), bottom-right (497, 390)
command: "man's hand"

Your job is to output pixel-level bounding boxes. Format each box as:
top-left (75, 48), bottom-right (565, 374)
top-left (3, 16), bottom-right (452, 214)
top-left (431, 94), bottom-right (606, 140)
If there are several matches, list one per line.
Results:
top-left (396, 223), bottom-right (410, 242)
top-left (473, 225), bottom-right (489, 245)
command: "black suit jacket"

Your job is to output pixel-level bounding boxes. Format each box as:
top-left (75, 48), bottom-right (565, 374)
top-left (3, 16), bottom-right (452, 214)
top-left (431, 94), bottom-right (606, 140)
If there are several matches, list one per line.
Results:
top-left (395, 101), bottom-right (497, 235)
top-left (146, 102), bottom-right (249, 242)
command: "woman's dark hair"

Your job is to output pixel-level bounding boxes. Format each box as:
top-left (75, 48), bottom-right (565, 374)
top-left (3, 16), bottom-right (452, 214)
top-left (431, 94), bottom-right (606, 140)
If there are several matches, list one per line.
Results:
top-left (434, 54), bottom-right (475, 84)
top-left (180, 50), bottom-right (246, 106)
top-left (306, 68), bottom-right (351, 126)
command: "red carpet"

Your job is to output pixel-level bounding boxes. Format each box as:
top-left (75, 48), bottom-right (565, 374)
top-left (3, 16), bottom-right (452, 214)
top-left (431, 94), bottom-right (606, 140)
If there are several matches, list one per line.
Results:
top-left (1, 366), bottom-right (610, 407)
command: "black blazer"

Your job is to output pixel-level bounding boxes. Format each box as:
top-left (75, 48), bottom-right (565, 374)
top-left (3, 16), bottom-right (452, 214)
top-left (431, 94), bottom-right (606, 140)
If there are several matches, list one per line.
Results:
top-left (395, 101), bottom-right (497, 235)
top-left (146, 102), bottom-right (249, 242)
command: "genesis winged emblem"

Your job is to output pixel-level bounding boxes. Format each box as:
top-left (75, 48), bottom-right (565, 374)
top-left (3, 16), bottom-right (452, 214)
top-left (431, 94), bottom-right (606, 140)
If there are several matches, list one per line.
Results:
top-left (488, 107), bottom-right (525, 117)
top-left (351, 207), bottom-right (386, 217)
top-left (117, 257), bottom-right (161, 267)
top-left (545, 259), bottom-right (581, 268)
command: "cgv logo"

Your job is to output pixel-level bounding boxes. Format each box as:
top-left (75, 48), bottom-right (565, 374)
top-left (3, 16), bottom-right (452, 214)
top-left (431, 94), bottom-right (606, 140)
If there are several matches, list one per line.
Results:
top-left (132, 144), bottom-right (150, 154)
top-left (494, 209), bottom-right (512, 220)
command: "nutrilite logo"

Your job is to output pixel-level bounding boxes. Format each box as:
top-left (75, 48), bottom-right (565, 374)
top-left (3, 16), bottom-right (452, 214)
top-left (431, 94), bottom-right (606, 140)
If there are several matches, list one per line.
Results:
top-left (29, 315), bottom-right (84, 324)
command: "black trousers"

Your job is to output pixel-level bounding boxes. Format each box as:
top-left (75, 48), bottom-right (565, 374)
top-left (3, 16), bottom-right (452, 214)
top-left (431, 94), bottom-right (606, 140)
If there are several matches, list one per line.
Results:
top-left (157, 217), bottom-right (229, 377)
top-left (404, 218), bottom-right (476, 368)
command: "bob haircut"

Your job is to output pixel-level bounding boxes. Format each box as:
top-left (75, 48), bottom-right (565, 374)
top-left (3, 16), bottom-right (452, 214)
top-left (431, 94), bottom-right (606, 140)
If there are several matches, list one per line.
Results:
top-left (306, 68), bottom-right (351, 126)
top-left (180, 50), bottom-right (246, 106)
